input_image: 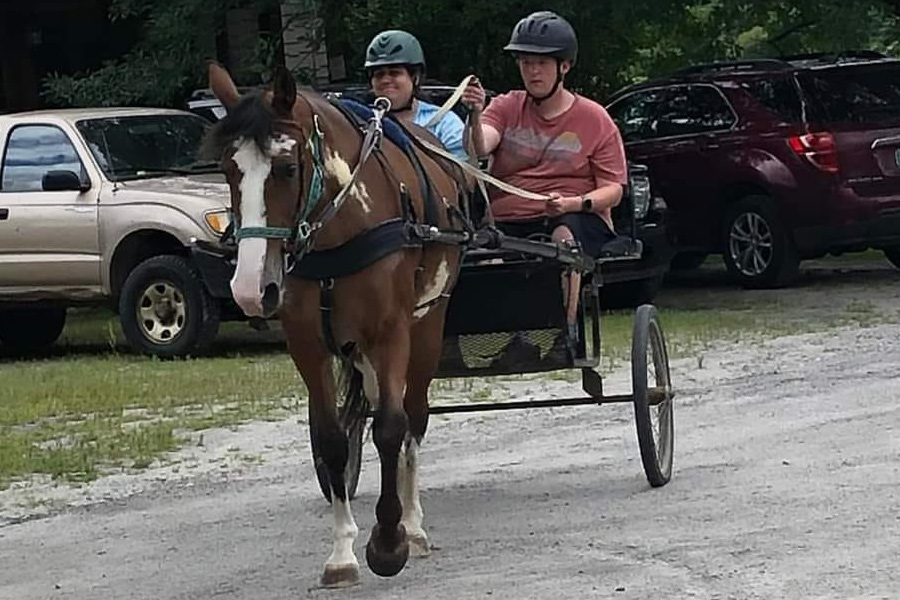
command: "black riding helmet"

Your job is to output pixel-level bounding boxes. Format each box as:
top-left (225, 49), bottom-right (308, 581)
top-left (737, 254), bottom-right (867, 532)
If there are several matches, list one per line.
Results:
top-left (504, 11), bottom-right (578, 103)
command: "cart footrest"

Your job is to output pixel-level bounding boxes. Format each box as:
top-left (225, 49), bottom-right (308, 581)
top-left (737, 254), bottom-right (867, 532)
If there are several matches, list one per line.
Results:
top-left (437, 328), bottom-right (580, 378)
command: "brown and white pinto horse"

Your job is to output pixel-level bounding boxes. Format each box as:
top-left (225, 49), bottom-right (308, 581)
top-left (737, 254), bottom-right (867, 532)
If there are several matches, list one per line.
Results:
top-left (203, 63), bottom-right (463, 586)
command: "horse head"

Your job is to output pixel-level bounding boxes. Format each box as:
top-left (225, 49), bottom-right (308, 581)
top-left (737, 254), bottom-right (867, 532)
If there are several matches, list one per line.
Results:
top-left (203, 63), bottom-right (307, 318)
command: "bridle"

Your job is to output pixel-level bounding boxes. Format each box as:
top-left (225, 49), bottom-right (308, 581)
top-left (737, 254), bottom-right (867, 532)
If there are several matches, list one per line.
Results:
top-left (229, 93), bottom-right (391, 266)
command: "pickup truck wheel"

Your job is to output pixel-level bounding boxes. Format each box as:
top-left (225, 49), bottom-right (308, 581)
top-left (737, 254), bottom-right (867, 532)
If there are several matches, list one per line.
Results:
top-left (119, 255), bottom-right (220, 358)
top-left (0, 307), bottom-right (66, 354)
top-left (722, 196), bottom-right (799, 289)
top-left (883, 246), bottom-right (900, 270)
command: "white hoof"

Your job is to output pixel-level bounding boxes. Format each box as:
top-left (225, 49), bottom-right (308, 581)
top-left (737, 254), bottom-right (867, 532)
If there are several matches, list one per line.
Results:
top-left (408, 532), bottom-right (431, 558)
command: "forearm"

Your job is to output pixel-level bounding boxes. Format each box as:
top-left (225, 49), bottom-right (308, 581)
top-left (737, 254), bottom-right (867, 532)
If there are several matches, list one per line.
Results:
top-left (583, 182), bottom-right (623, 213)
top-left (468, 114), bottom-right (489, 158)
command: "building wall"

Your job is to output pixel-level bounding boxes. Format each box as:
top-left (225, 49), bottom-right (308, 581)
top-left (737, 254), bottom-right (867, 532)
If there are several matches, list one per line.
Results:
top-left (280, 3), bottom-right (331, 84)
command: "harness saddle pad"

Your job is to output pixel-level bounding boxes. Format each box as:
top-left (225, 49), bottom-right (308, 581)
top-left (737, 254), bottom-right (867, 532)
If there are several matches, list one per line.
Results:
top-left (338, 99), bottom-right (413, 152)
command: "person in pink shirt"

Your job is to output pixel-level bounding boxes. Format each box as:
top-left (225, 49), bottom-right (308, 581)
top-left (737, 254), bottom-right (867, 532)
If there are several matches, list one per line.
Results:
top-left (462, 10), bottom-right (628, 347)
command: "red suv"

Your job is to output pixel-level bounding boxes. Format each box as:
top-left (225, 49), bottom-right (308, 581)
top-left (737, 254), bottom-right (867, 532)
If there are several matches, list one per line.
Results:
top-left (607, 51), bottom-right (900, 287)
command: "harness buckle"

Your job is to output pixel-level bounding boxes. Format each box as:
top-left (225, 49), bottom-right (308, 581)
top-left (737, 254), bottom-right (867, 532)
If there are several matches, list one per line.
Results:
top-left (373, 96), bottom-right (392, 114)
top-left (296, 221), bottom-right (313, 242)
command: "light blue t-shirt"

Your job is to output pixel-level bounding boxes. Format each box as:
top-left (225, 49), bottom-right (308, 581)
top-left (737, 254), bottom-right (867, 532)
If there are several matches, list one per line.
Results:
top-left (413, 100), bottom-right (467, 160)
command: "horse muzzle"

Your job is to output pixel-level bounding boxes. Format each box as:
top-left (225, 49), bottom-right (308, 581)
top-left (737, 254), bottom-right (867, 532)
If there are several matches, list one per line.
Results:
top-left (230, 238), bottom-right (285, 318)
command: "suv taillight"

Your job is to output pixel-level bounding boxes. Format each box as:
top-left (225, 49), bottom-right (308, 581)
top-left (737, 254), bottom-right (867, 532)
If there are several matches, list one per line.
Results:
top-left (788, 132), bottom-right (840, 174)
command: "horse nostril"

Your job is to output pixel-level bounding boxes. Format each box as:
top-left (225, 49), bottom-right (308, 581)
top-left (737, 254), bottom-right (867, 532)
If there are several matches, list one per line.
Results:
top-left (261, 283), bottom-right (281, 317)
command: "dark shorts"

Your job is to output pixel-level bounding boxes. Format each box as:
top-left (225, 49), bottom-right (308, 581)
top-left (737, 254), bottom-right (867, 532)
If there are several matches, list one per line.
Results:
top-left (495, 213), bottom-right (617, 258)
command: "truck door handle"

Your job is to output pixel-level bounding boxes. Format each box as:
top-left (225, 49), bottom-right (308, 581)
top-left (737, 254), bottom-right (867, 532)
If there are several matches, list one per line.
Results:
top-left (0, 208), bottom-right (8, 220)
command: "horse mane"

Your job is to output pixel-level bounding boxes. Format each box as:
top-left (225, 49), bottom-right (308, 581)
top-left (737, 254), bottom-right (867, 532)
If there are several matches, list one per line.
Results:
top-left (200, 91), bottom-right (273, 160)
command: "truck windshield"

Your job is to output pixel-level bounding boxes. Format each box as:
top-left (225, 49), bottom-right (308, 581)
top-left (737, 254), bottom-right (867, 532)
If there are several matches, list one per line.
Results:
top-left (76, 114), bottom-right (218, 181)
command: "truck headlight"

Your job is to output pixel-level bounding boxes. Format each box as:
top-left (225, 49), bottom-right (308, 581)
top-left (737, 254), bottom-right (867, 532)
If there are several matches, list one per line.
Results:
top-left (631, 174), bottom-right (651, 219)
top-left (204, 209), bottom-right (231, 234)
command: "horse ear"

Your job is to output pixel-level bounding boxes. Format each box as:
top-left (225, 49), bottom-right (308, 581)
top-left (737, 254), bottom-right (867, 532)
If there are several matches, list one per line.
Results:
top-left (272, 66), bottom-right (297, 116)
top-left (208, 60), bottom-right (240, 112)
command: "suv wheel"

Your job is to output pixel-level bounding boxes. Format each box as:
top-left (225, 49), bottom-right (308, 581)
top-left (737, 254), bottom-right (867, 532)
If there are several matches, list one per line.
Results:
top-left (119, 255), bottom-right (220, 358)
top-left (883, 246), bottom-right (900, 270)
top-left (722, 196), bottom-right (799, 289)
top-left (0, 307), bottom-right (66, 354)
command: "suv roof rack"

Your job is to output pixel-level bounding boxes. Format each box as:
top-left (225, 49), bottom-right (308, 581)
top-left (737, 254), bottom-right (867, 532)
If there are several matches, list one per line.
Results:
top-left (674, 59), bottom-right (792, 77)
top-left (783, 50), bottom-right (889, 64)
top-left (673, 51), bottom-right (892, 78)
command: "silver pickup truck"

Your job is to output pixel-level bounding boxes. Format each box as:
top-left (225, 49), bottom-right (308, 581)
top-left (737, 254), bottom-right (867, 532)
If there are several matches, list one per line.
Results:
top-left (0, 107), bottom-right (236, 357)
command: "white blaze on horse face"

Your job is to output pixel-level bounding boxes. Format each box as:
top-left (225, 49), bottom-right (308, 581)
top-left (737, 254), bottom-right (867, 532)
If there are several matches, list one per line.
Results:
top-left (413, 257), bottom-right (450, 319)
top-left (323, 149), bottom-right (372, 213)
top-left (230, 138), bottom-right (271, 317)
top-left (269, 133), bottom-right (297, 157)
top-left (229, 136), bottom-right (296, 317)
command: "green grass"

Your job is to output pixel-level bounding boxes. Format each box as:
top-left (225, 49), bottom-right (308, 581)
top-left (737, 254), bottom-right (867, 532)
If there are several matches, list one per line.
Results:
top-left (596, 297), bottom-right (892, 370)
top-left (0, 309), bottom-right (303, 489)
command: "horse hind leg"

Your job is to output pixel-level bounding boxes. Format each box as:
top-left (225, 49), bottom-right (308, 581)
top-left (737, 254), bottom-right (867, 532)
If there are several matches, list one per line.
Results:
top-left (396, 306), bottom-right (447, 559)
top-left (398, 434), bottom-right (430, 557)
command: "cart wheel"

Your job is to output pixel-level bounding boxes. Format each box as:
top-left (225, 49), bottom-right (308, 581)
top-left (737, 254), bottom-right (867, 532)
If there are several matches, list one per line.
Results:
top-left (631, 304), bottom-right (674, 487)
top-left (310, 368), bottom-right (368, 503)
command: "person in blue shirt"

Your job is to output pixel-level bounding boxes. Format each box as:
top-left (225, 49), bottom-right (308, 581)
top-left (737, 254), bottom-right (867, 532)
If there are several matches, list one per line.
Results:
top-left (364, 30), bottom-right (467, 160)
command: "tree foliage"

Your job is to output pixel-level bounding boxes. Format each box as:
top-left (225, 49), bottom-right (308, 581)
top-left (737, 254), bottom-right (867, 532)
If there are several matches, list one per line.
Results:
top-left (42, 0), bottom-right (900, 107)
top-left (345, 0), bottom-right (900, 101)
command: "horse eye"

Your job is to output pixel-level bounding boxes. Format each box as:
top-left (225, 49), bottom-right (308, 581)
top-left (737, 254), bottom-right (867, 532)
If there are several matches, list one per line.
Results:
top-left (274, 163), bottom-right (297, 178)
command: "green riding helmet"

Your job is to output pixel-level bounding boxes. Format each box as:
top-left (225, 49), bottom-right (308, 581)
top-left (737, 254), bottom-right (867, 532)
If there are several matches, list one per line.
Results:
top-left (364, 30), bottom-right (426, 71)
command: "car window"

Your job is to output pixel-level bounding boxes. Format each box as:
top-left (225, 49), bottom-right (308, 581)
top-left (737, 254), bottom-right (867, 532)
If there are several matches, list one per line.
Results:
top-left (737, 77), bottom-right (803, 124)
top-left (655, 85), bottom-right (736, 137)
top-left (607, 89), bottom-right (668, 143)
top-left (800, 63), bottom-right (900, 126)
top-left (1, 125), bottom-right (85, 192)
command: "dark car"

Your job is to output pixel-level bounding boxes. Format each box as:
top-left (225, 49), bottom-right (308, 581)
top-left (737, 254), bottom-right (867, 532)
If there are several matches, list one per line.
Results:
top-left (607, 51), bottom-right (900, 287)
top-left (187, 81), bottom-right (672, 306)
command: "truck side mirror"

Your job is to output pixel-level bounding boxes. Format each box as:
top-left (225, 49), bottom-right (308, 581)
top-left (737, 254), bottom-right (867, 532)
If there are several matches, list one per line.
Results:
top-left (42, 170), bottom-right (91, 192)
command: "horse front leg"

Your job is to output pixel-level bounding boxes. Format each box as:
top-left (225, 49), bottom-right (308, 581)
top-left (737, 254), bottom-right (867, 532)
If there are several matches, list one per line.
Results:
top-left (294, 349), bottom-right (360, 588)
top-left (361, 334), bottom-right (412, 577)
top-left (313, 396), bottom-right (361, 587)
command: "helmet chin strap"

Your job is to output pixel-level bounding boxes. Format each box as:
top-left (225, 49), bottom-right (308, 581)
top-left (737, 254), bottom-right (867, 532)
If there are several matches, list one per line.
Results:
top-left (529, 60), bottom-right (563, 106)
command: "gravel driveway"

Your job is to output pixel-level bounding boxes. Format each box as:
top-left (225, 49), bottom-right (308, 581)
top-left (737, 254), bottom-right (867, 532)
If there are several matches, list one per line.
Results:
top-left (2, 259), bottom-right (899, 599)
